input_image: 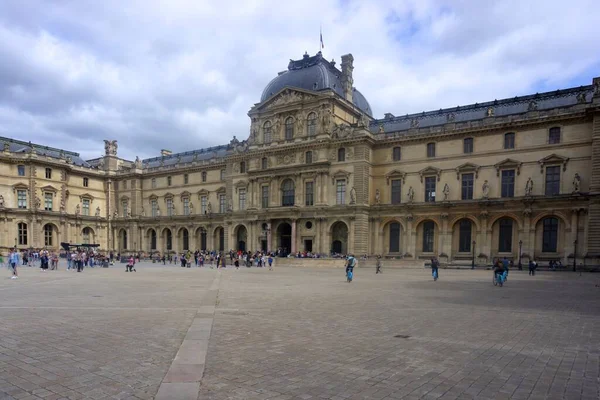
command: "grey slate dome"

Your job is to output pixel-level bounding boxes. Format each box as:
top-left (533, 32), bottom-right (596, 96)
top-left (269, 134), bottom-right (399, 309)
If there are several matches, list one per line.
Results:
top-left (260, 51), bottom-right (373, 117)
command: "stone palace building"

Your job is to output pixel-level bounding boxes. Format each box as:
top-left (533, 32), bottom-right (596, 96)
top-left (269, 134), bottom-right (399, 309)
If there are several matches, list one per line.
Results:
top-left (1, 51), bottom-right (600, 266)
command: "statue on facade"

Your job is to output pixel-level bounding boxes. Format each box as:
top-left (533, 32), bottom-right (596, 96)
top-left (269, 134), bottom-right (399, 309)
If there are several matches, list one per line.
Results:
top-left (442, 183), bottom-right (450, 201)
top-left (75, 204), bottom-right (81, 216)
top-left (375, 189), bottom-right (381, 205)
top-left (577, 92), bottom-right (587, 103)
top-left (378, 124), bottom-right (384, 133)
top-left (59, 198), bottom-right (65, 213)
top-left (322, 107), bottom-right (332, 132)
top-left (349, 187), bottom-right (356, 205)
top-left (482, 180), bottom-right (490, 199)
top-left (189, 202), bottom-right (194, 214)
top-left (134, 156), bottom-right (142, 169)
top-left (140, 207), bottom-right (146, 217)
top-left (528, 101), bottom-right (538, 111)
top-left (35, 196), bottom-right (41, 209)
top-left (103, 140), bottom-right (118, 156)
top-left (594, 80), bottom-right (600, 96)
top-left (525, 177), bottom-right (533, 196)
top-left (3, 143), bottom-right (9, 152)
top-left (156, 207), bottom-right (161, 217)
top-left (95, 206), bottom-right (101, 217)
top-left (113, 209), bottom-right (118, 218)
top-left (573, 173), bottom-right (581, 193)
top-left (407, 186), bottom-right (415, 203)
top-left (207, 202), bottom-right (212, 214)
top-left (486, 107), bottom-right (494, 117)
top-left (227, 197), bottom-right (233, 212)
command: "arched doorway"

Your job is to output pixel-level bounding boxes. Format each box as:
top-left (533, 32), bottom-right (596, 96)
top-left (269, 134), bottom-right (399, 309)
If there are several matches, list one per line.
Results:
top-left (235, 225), bottom-right (247, 252)
top-left (384, 221), bottom-right (402, 254)
top-left (82, 227), bottom-right (95, 245)
top-left (43, 223), bottom-right (58, 248)
top-left (277, 222), bottom-right (292, 254)
top-left (163, 228), bottom-right (172, 251)
top-left (214, 227), bottom-right (224, 251)
top-left (452, 219), bottom-right (474, 254)
top-left (180, 228), bottom-right (189, 251)
top-left (148, 229), bottom-right (157, 251)
top-left (416, 219), bottom-right (438, 255)
top-left (330, 221), bottom-right (348, 255)
top-left (196, 227), bottom-right (207, 251)
top-left (119, 229), bottom-right (128, 250)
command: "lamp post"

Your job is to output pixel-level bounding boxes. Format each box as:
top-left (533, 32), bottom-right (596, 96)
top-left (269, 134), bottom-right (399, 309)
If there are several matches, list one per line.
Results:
top-left (471, 240), bottom-right (476, 269)
top-left (573, 239), bottom-right (577, 272)
top-left (518, 240), bottom-right (523, 270)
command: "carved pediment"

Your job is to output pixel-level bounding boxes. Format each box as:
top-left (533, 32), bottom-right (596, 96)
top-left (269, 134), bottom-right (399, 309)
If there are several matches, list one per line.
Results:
top-left (331, 170), bottom-right (351, 184)
top-left (40, 185), bottom-right (58, 194)
top-left (419, 166), bottom-right (441, 182)
top-left (12, 183), bottom-right (29, 192)
top-left (163, 192), bottom-right (174, 201)
top-left (257, 88), bottom-right (316, 111)
top-left (79, 193), bottom-right (95, 202)
top-left (385, 169), bottom-right (406, 185)
top-left (216, 186), bottom-right (226, 194)
top-left (538, 154), bottom-right (569, 173)
top-left (197, 189), bottom-right (210, 197)
top-left (148, 194), bottom-right (158, 201)
top-left (455, 163), bottom-right (480, 180)
top-left (235, 180), bottom-right (249, 193)
top-left (494, 158), bottom-right (522, 176)
top-left (180, 191), bottom-right (191, 199)
top-left (119, 195), bottom-right (130, 201)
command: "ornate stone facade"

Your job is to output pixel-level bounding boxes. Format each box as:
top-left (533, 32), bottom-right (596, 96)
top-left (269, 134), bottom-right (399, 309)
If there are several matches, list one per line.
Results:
top-left (1, 52), bottom-right (599, 266)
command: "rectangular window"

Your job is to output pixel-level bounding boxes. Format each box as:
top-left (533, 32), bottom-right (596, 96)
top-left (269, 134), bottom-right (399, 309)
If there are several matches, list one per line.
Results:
top-left (202, 172), bottom-right (207, 182)
top-left (501, 170), bottom-right (515, 198)
top-left (44, 193), bottom-right (53, 211)
top-left (499, 219), bottom-right (513, 252)
top-left (549, 127), bottom-right (561, 144)
top-left (336, 180), bottom-right (346, 205)
top-left (83, 177), bottom-right (89, 187)
top-left (219, 194), bottom-right (226, 213)
top-left (422, 221), bottom-right (434, 252)
top-left (545, 166), bottom-right (560, 196)
top-left (542, 218), bottom-right (559, 253)
top-left (458, 220), bottom-right (472, 252)
top-left (82, 199), bottom-right (90, 216)
top-left (167, 176), bottom-right (172, 186)
top-left (220, 170), bottom-right (225, 181)
top-left (166, 198), bottom-right (173, 216)
top-left (122, 201), bottom-right (128, 217)
top-left (425, 176), bottom-right (436, 202)
top-left (17, 165), bottom-right (25, 176)
top-left (262, 158), bottom-right (268, 170)
top-left (305, 151), bottom-right (312, 164)
top-left (392, 147), bottom-right (401, 161)
top-left (461, 173), bottom-right (474, 200)
top-left (123, 180), bottom-right (127, 190)
top-left (151, 178), bottom-right (156, 188)
top-left (201, 196), bottom-right (207, 214)
top-left (427, 143), bottom-right (436, 158)
top-left (17, 190), bottom-right (27, 209)
top-left (183, 197), bottom-right (190, 215)
top-left (262, 186), bottom-right (269, 209)
top-left (151, 199), bottom-right (158, 217)
top-left (184, 174), bottom-right (189, 184)
top-left (45, 168), bottom-right (52, 179)
top-left (504, 133), bottom-right (515, 149)
top-left (463, 138), bottom-right (473, 154)
top-left (18, 223), bottom-right (27, 246)
top-left (239, 188), bottom-right (246, 210)
top-left (391, 179), bottom-right (402, 204)
top-left (305, 182), bottom-right (314, 206)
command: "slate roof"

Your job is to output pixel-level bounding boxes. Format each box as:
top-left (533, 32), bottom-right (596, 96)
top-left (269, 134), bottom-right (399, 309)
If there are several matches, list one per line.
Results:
top-left (141, 145), bottom-right (229, 169)
top-left (370, 86), bottom-right (595, 135)
top-left (0, 136), bottom-right (93, 168)
top-left (260, 51), bottom-right (373, 117)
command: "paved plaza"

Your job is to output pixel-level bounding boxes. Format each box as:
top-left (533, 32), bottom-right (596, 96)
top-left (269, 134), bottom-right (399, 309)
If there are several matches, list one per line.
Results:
top-left (0, 263), bottom-right (599, 400)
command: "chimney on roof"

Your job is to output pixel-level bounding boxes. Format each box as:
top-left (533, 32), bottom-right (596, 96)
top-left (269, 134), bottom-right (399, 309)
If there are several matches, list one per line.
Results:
top-left (341, 54), bottom-right (354, 103)
top-left (161, 149), bottom-right (172, 157)
top-left (593, 77), bottom-right (600, 104)
top-left (384, 113), bottom-right (395, 120)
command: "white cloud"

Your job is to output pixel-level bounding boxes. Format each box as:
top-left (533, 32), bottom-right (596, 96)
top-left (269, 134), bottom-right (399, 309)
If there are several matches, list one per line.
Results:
top-left (0, 0), bottom-right (599, 160)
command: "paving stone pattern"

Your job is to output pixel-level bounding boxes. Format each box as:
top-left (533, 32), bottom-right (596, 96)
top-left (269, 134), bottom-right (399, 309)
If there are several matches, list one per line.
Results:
top-left (0, 264), bottom-right (599, 399)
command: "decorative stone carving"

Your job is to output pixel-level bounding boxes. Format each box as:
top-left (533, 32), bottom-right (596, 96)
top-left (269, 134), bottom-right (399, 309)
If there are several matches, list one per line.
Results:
top-left (189, 202), bottom-right (194, 214)
top-left (447, 113), bottom-right (456, 122)
top-left (442, 183), bottom-right (450, 201)
top-left (576, 92), bottom-right (587, 103)
top-left (522, 208), bottom-right (532, 217)
top-left (0, 194), bottom-right (4, 208)
top-left (525, 177), bottom-right (533, 196)
top-left (277, 153), bottom-right (296, 165)
top-left (594, 80), bottom-right (600, 96)
top-left (378, 124), bottom-right (384, 133)
top-left (346, 148), bottom-right (354, 160)
top-left (331, 123), bottom-right (351, 138)
top-left (528, 101), bottom-right (538, 111)
top-left (233, 163), bottom-right (240, 173)
top-left (410, 119), bottom-right (419, 128)
top-left (60, 198), bottom-right (65, 213)
top-left (440, 213), bottom-right (449, 220)
top-left (267, 90), bottom-right (304, 108)
top-left (75, 204), bottom-right (81, 216)
top-left (35, 196), bottom-right (41, 210)
top-left (3, 143), bottom-right (9, 152)
top-left (375, 189), bottom-right (381, 205)
top-left (228, 198), bottom-right (233, 212)
top-left (358, 114), bottom-right (370, 128)
top-left (207, 202), bottom-right (212, 214)
top-left (573, 173), bottom-right (581, 193)
top-left (113, 209), bottom-right (118, 218)
top-left (349, 187), bottom-right (356, 205)
top-left (407, 186), bottom-right (415, 203)
top-left (482, 180), bottom-right (490, 199)
top-left (104, 140), bottom-right (118, 156)
top-left (134, 156), bottom-right (142, 169)
top-left (156, 207), bottom-right (161, 217)
top-left (486, 106), bottom-right (494, 117)
top-left (95, 206), bottom-right (101, 217)
top-left (322, 107), bottom-right (332, 133)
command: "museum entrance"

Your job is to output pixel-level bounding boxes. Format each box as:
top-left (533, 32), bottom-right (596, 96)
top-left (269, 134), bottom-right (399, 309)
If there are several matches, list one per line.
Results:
top-left (277, 222), bottom-right (292, 255)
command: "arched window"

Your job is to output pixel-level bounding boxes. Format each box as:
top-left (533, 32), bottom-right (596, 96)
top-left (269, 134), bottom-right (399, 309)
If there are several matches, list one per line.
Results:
top-left (338, 148), bottom-right (346, 162)
top-left (263, 121), bottom-right (272, 143)
top-left (498, 218), bottom-right (513, 252)
top-left (307, 113), bottom-right (317, 136)
top-left (542, 217), bottom-right (559, 253)
top-left (44, 224), bottom-right (53, 247)
top-left (504, 132), bottom-right (515, 149)
top-left (389, 223), bottom-right (401, 253)
top-left (422, 221), bottom-right (434, 252)
top-left (285, 117), bottom-right (294, 141)
top-left (261, 157), bottom-right (268, 170)
top-left (18, 222), bottom-right (27, 245)
top-left (305, 151), bottom-right (313, 164)
top-left (201, 171), bottom-right (207, 182)
top-left (458, 220), bottom-right (472, 252)
top-left (200, 228), bottom-right (207, 250)
top-left (392, 147), bottom-right (401, 161)
top-left (150, 229), bottom-right (157, 250)
top-left (281, 179), bottom-right (295, 207)
top-left (82, 228), bottom-right (92, 244)
top-left (240, 161), bottom-right (246, 174)
top-left (182, 229), bottom-right (189, 251)
top-left (121, 230), bottom-right (128, 250)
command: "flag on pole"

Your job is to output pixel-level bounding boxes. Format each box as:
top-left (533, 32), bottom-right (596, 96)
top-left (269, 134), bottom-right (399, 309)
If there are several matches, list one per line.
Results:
top-left (320, 27), bottom-right (324, 49)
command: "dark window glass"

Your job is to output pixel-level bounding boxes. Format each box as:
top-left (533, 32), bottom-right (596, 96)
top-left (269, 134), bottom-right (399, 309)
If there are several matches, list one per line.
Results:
top-left (122, 230), bottom-right (128, 250)
top-left (427, 143), bottom-right (436, 158)
top-left (83, 177), bottom-right (89, 187)
top-left (262, 186), bottom-right (269, 208)
top-left (542, 217), bottom-right (558, 252)
top-left (263, 121), bottom-right (272, 143)
top-left (392, 147), bottom-right (401, 161)
top-left (44, 224), bottom-right (53, 247)
top-left (459, 220), bottom-right (472, 252)
top-left (184, 174), bottom-right (189, 184)
top-left (391, 179), bottom-right (402, 204)
top-left (151, 230), bottom-right (157, 250)
top-left (45, 168), bottom-right (52, 179)
top-left (17, 165), bottom-right (25, 176)
top-left (545, 166), bottom-right (560, 196)
top-left (549, 127), bottom-right (561, 144)
top-left (166, 230), bottom-right (172, 250)
top-left (305, 151), bottom-right (312, 164)
top-left (201, 172), bottom-right (207, 182)
top-left (281, 180), bottom-right (295, 206)
top-left (504, 133), bottom-right (515, 149)
top-left (463, 138), bottom-right (473, 154)
top-left (389, 223), bottom-right (400, 253)
top-left (498, 218), bottom-right (513, 252)
top-left (425, 176), bottom-right (436, 202)
top-left (218, 228), bottom-right (224, 251)
top-left (240, 162), bottom-right (246, 174)
top-left (261, 157), bottom-right (268, 169)
top-left (285, 117), bottom-right (294, 141)
top-left (422, 221), bottom-right (434, 252)
top-left (307, 113), bottom-right (317, 136)
top-left (501, 170), bottom-right (515, 198)
top-left (461, 173), bottom-right (474, 200)
top-left (18, 222), bottom-right (28, 245)
top-left (338, 148), bottom-right (345, 162)
top-left (182, 229), bottom-right (189, 251)
top-left (305, 182), bottom-right (314, 206)
top-left (167, 176), bottom-right (172, 186)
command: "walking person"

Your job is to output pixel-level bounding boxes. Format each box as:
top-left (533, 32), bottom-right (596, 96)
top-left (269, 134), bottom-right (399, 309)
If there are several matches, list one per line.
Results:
top-left (529, 259), bottom-right (537, 276)
top-left (234, 258), bottom-right (239, 270)
top-left (9, 249), bottom-right (20, 279)
top-left (268, 254), bottom-right (273, 271)
top-left (376, 255), bottom-right (382, 274)
top-left (431, 257), bottom-right (439, 281)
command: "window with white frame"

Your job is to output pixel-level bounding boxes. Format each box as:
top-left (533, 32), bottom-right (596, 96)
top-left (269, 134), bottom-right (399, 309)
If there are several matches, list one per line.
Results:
top-left (17, 190), bottom-right (27, 209)
top-left (239, 188), bottom-right (246, 210)
top-left (82, 199), bottom-right (90, 216)
top-left (151, 199), bottom-right (158, 217)
top-left (219, 194), bottom-right (226, 213)
top-left (44, 192), bottom-right (53, 211)
top-left (183, 197), bottom-right (190, 215)
top-left (201, 196), bottom-right (207, 214)
top-left (336, 180), bottom-right (346, 205)
top-left (166, 198), bottom-right (173, 216)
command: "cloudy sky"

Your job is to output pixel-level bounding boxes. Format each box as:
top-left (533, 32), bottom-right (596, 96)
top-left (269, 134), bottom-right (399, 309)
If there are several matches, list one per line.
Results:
top-left (1, 0), bottom-right (599, 161)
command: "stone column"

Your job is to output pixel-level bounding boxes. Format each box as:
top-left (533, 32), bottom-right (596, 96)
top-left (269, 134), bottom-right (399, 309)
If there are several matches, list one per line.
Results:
top-left (479, 212), bottom-right (491, 259)
top-left (569, 209), bottom-right (579, 264)
top-left (206, 226), bottom-right (213, 251)
top-left (316, 174), bottom-right (322, 205)
top-left (373, 218), bottom-right (382, 255)
top-left (440, 213), bottom-right (450, 259)
top-left (406, 216), bottom-right (415, 258)
top-left (323, 174), bottom-right (329, 205)
top-left (291, 219), bottom-right (297, 253)
top-left (348, 217), bottom-right (355, 254)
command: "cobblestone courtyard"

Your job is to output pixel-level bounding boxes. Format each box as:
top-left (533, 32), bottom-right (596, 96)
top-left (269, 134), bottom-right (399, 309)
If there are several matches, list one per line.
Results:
top-left (0, 264), bottom-right (599, 400)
